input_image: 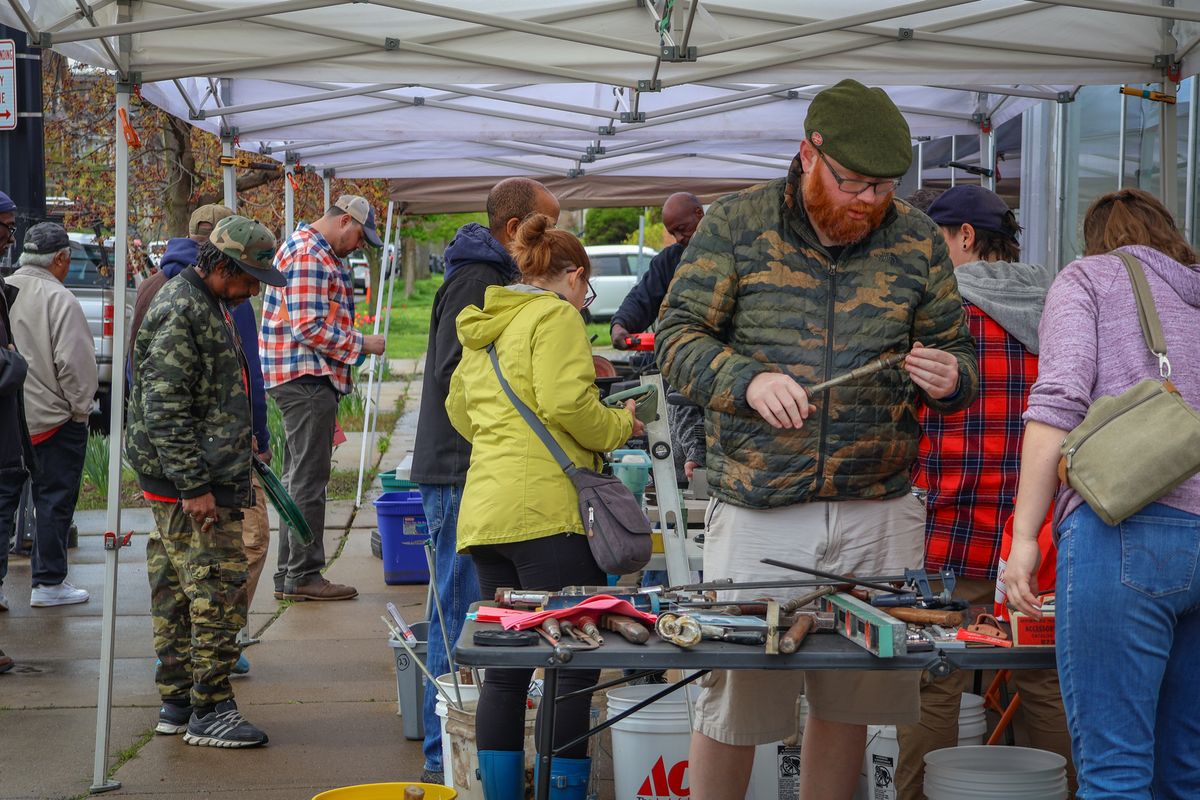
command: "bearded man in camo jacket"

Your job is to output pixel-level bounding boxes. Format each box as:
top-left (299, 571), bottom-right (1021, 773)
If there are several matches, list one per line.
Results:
top-left (656, 80), bottom-right (979, 799)
top-left (126, 215), bottom-right (284, 749)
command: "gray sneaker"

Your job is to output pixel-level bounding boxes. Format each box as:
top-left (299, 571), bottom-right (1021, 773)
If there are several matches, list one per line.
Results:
top-left (0, 588), bottom-right (9, 612)
top-left (183, 700), bottom-right (268, 748)
top-left (156, 702), bottom-right (192, 735)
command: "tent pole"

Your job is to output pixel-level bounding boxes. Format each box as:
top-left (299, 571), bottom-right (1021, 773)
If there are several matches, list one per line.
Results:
top-left (371, 212), bottom-right (404, 472)
top-left (283, 164), bottom-right (295, 236)
top-left (323, 171), bottom-right (332, 210)
top-left (916, 141), bottom-right (924, 189)
top-left (1186, 78), bottom-right (1198, 243)
top-left (354, 200), bottom-right (395, 508)
top-left (1159, 79), bottom-right (1179, 216)
top-left (1055, 99), bottom-right (1071, 268)
top-left (1117, 92), bottom-right (1128, 189)
top-left (90, 78), bottom-right (131, 797)
top-left (950, 136), bottom-right (957, 187)
top-left (221, 134), bottom-right (237, 212)
top-left (981, 126), bottom-right (996, 191)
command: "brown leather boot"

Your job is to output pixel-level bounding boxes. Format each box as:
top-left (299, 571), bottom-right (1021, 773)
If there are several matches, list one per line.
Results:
top-left (0, 648), bottom-right (14, 673)
top-left (283, 578), bottom-right (358, 601)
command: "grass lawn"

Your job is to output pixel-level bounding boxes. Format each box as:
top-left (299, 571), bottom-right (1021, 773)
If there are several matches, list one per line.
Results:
top-left (382, 274), bottom-right (442, 359)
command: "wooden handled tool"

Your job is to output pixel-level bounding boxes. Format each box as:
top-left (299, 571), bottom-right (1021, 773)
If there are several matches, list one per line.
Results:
top-left (600, 614), bottom-right (649, 644)
top-left (576, 615), bottom-right (605, 645)
top-left (806, 352), bottom-right (907, 396)
top-left (779, 615), bottom-right (816, 654)
top-left (884, 607), bottom-right (964, 627)
top-left (541, 617), bottom-right (562, 642)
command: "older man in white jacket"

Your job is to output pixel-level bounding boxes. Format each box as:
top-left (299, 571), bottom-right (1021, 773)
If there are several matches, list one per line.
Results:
top-left (0, 222), bottom-right (98, 609)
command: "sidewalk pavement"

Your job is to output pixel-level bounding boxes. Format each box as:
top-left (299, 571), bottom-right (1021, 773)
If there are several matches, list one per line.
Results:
top-left (0, 375), bottom-right (429, 800)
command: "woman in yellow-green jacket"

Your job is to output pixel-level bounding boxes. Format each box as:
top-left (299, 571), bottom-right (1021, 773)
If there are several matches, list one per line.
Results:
top-left (447, 213), bottom-right (642, 799)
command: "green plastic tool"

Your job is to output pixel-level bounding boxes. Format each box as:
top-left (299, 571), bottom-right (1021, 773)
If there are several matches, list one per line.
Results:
top-left (252, 456), bottom-right (314, 544)
top-left (603, 384), bottom-right (658, 423)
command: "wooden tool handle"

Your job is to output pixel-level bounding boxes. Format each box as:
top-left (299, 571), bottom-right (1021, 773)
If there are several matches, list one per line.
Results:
top-left (885, 607), bottom-right (963, 627)
top-left (600, 614), bottom-right (650, 644)
top-left (779, 615), bottom-right (815, 654)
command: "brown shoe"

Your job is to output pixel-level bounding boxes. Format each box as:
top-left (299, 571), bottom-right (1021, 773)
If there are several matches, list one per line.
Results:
top-left (0, 649), bottom-right (13, 674)
top-left (283, 579), bottom-right (358, 601)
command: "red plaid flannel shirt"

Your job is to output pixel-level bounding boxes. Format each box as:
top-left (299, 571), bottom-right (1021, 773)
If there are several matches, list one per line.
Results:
top-left (260, 224), bottom-right (362, 395)
top-left (913, 303), bottom-right (1038, 580)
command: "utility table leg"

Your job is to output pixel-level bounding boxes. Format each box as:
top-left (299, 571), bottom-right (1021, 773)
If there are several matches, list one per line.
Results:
top-left (535, 667), bottom-right (559, 800)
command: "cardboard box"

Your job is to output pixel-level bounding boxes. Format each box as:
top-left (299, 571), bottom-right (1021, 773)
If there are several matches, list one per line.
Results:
top-left (1011, 596), bottom-right (1056, 646)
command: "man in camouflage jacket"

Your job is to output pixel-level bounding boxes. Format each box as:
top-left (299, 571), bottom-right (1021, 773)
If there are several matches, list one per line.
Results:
top-left (126, 216), bottom-right (285, 748)
top-left (656, 81), bottom-right (978, 799)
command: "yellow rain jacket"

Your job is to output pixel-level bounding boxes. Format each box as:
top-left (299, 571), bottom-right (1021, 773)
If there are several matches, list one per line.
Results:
top-left (448, 285), bottom-right (634, 551)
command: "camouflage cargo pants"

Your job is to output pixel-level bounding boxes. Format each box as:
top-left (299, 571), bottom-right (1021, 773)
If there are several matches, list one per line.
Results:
top-left (147, 501), bottom-right (248, 708)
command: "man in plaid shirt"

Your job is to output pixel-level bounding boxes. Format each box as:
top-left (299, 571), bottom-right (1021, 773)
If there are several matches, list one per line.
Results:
top-left (900, 186), bottom-right (1073, 798)
top-left (261, 195), bottom-right (386, 601)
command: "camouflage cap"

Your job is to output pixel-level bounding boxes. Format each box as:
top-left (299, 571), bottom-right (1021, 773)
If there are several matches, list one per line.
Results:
top-left (804, 80), bottom-right (912, 178)
top-left (22, 221), bottom-right (70, 254)
top-left (189, 203), bottom-right (233, 236)
top-left (209, 215), bottom-right (285, 287)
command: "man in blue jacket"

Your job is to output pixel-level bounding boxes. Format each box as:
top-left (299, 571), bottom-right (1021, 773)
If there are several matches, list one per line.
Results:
top-left (128, 205), bottom-right (271, 674)
top-left (410, 177), bottom-right (559, 784)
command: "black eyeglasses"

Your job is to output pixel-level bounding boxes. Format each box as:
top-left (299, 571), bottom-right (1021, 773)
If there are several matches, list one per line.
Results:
top-left (0, 220), bottom-right (11, 247)
top-left (583, 277), bottom-right (596, 309)
top-left (817, 150), bottom-right (902, 196)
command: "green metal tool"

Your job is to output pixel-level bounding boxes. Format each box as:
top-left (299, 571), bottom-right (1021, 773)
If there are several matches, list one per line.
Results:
top-left (603, 383), bottom-right (658, 423)
top-left (252, 456), bottom-right (314, 544)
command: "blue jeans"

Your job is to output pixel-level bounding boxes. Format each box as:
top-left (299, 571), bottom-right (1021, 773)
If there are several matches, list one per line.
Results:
top-left (1057, 501), bottom-right (1200, 798)
top-left (418, 483), bottom-right (480, 773)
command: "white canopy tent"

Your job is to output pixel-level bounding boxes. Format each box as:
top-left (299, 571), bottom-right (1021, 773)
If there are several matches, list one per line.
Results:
top-left (2, 0), bottom-right (1197, 794)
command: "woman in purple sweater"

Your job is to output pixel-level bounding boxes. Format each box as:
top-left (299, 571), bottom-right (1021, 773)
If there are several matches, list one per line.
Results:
top-left (1006, 188), bottom-right (1200, 798)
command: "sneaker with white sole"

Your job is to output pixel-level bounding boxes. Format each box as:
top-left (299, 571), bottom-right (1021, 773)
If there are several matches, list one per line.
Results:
top-left (183, 700), bottom-right (268, 748)
top-left (0, 588), bottom-right (9, 612)
top-left (156, 702), bottom-right (192, 735)
top-left (30, 581), bottom-right (90, 607)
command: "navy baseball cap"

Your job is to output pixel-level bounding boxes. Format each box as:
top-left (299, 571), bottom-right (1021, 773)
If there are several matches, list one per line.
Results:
top-left (927, 185), bottom-right (1017, 241)
top-left (0, 191), bottom-right (15, 213)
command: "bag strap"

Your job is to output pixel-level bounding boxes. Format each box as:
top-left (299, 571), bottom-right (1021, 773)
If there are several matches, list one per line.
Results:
top-left (486, 343), bottom-right (576, 473)
top-left (1114, 251), bottom-right (1172, 378)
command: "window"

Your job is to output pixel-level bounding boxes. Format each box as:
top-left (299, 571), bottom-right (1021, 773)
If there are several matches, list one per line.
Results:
top-left (590, 254), bottom-right (626, 277)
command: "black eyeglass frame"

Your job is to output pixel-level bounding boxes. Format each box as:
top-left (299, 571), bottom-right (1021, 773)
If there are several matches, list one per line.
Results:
top-left (816, 150), bottom-right (903, 196)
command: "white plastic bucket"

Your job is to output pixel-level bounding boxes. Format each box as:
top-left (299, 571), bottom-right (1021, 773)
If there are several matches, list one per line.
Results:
top-left (857, 693), bottom-right (988, 800)
top-left (609, 685), bottom-right (807, 800)
top-left (433, 673), bottom-right (482, 793)
top-left (924, 745), bottom-right (1067, 800)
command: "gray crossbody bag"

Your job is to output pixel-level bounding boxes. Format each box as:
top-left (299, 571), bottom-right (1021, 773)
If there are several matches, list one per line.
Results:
top-left (487, 344), bottom-right (652, 574)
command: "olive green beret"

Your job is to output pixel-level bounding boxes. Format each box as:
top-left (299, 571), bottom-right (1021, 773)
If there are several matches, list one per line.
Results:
top-left (804, 79), bottom-right (912, 178)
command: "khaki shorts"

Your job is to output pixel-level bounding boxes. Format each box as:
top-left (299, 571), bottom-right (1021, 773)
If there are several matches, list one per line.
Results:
top-left (693, 494), bottom-right (927, 746)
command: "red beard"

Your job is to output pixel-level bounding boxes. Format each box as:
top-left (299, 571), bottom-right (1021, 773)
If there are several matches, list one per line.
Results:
top-left (802, 171), bottom-right (891, 246)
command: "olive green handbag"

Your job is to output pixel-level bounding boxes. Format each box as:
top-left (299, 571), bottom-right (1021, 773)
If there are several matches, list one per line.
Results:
top-left (1057, 251), bottom-right (1200, 526)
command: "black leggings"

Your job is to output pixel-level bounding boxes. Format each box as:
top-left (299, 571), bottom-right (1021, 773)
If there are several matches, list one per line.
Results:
top-left (471, 533), bottom-right (605, 758)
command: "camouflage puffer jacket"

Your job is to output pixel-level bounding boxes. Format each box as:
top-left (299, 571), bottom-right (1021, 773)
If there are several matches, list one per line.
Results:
top-left (126, 268), bottom-right (254, 508)
top-left (656, 159), bottom-right (978, 510)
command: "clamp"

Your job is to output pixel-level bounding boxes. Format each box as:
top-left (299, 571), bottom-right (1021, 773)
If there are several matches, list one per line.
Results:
top-left (103, 531), bottom-right (134, 551)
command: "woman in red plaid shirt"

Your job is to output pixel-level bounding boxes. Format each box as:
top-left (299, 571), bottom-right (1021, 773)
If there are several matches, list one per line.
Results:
top-left (897, 186), bottom-right (1074, 798)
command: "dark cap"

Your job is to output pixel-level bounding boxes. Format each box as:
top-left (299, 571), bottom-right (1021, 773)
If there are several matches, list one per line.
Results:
top-left (927, 185), bottom-right (1017, 240)
top-left (22, 222), bottom-right (71, 255)
top-left (804, 80), bottom-right (912, 178)
top-left (209, 215), bottom-right (287, 287)
top-left (0, 191), bottom-right (15, 213)
top-left (333, 194), bottom-right (383, 247)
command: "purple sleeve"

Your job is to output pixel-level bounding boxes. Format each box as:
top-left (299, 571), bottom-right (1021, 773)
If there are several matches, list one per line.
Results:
top-left (1023, 261), bottom-right (1103, 431)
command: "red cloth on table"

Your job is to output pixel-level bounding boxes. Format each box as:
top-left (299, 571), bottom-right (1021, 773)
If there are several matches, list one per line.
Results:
top-left (475, 595), bottom-right (658, 631)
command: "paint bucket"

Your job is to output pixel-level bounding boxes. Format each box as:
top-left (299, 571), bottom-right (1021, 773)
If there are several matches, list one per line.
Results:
top-left (924, 745), bottom-right (1067, 800)
top-left (444, 699), bottom-right (538, 800)
top-left (608, 685), bottom-right (805, 800)
top-left (374, 490), bottom-right (430, 584)
top-left (857, 693), bottom-right (989, 800)
top-left (311, 783), bottom-right (457, 799)
top-left (433, 673), bottom-right (483, 793)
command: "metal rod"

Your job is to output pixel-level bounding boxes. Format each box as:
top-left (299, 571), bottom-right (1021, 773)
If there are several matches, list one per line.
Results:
top-left (661, 574), bottom-right (928, 594)
top-left (380, 617), bottom-right (460, 709)
top-left (1117, 92), bottom-right (1128, 189)
top-left (90, 76), bottom-right (132, 797)
top-left (283, 164), bottom-right (295, 235)
top-left (323, 173), bottom-right (332, 209)
top-left (196, 83), bottom-right (409, 119)
top-left (424, 542), bottom-right (463, 708)
top-left (917, 140), bottom-right (925, 188)
top-left (555, 671), bottom-right (665, 703)
top-left (354, 200), bottom-right (395, 508)
top-left (807, 352), bottom-right (907, 396)
top-left (950, 136), bottom-right (957, 187)
top-left (1032, 0), bottom-right (1200, 23)
top-left (553, 670), bottom-right (710, 757)
top-left (1187, 78), bottom-right (1199, 243)
top-left (760, 559), bottom-right (908, 595)
top-left (5, 0), bottom-right (40, 39)
top-left (679, 0), bottom-right (701, 52)
top-left (1055, 100), bottom-right (1071, 264)
top-left (50, 0), bottom-right (345, 44)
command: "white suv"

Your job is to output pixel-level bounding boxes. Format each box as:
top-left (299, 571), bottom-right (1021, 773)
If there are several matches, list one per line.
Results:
top-left (583, 244), bottom-right (657, 321)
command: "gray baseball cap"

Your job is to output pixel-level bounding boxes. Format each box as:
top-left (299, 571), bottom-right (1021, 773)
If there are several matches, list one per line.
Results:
top-left (332, 194), bottom-right (383, 247)
top-left (22, 222), bottom-right (71, 255)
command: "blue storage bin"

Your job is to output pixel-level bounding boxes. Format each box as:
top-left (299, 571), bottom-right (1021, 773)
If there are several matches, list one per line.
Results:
top-left (373, 490), bottom-right (430, 585)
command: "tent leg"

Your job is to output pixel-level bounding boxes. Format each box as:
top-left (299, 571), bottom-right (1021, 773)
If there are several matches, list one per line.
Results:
top-left (221, 134), bottom-right (236, 212)
top-left (1054, 99), bottom-right (1072, 266)
top-left (323, 171), bottom-right (332, 210)
top-left (354, 201), bottom-right (396, 508)
top-left (90, 79), bottom-right (132, 797)
top-left (370, 214), bottom-right (403, 473)
top-left (1159, 80), bottom-right (1179, 216)
top-left (916, 140), bottom-right (924, 189)
top-left (949, 136), bottom-right (957, 187)
top-left (1186, 78), bottom-right (1198, 244)
top-left (283, 164), bottom-right (295, 236)
top-left (1117, 92), bottom-right (1128, 189)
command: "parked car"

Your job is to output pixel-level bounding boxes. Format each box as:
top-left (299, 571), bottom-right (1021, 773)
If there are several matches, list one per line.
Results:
top-left (65, 232), bottom-right (136, 432)
top-left (347, 251), bottom-right (370, 293)
top-left (583, 244), bottom-right (657, 322)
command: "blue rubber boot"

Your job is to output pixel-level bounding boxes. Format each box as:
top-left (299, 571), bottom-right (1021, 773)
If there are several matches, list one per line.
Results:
top-left (477, 749), bottom-right (524, 800)
top-left (534, 756), bottom-right (591, 800)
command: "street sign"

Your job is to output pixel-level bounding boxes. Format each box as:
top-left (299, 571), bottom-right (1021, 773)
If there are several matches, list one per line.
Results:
top-left (0, 39), bottom-right (15, 131)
